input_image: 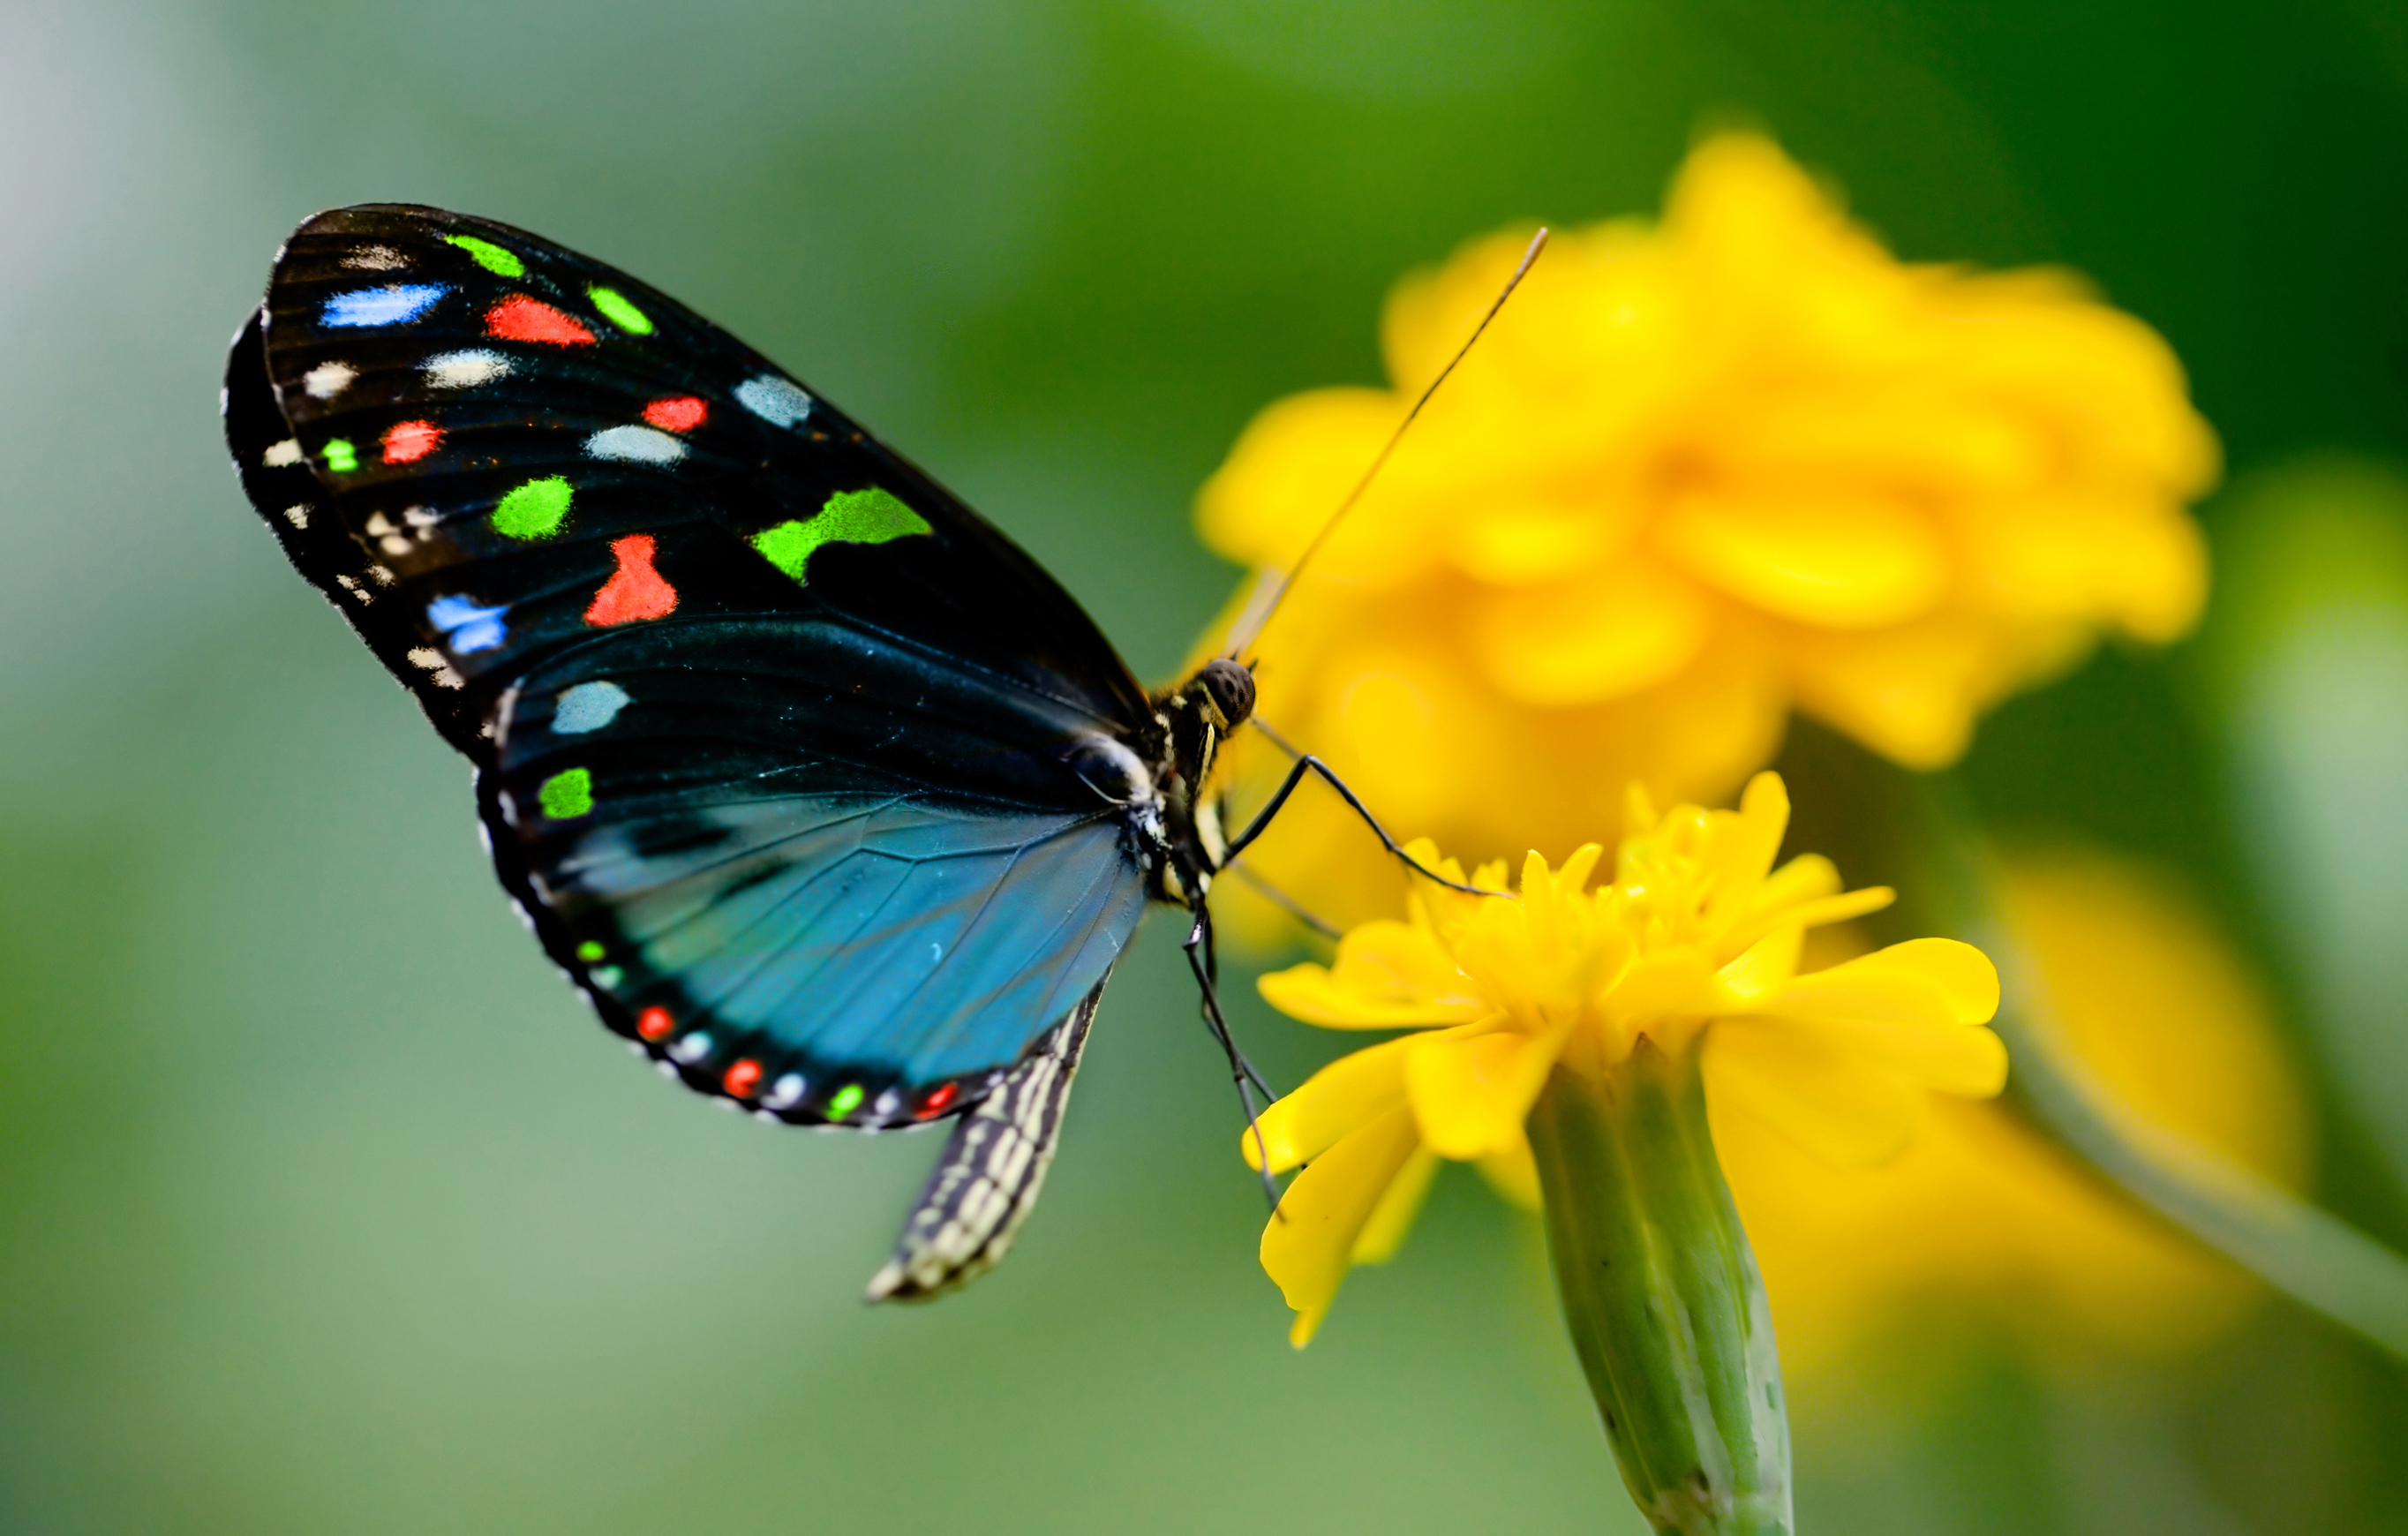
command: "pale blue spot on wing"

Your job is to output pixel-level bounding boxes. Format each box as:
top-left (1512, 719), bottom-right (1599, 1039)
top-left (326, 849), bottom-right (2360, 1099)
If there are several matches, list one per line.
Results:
top-left (735, 375), bottom-right (813, 428)
top-left (553, 681), bottom-right (632, 734)
top-left (321, 283), bottom-right (448, 328)
top-left (428, 593), bottom-right (508, 653)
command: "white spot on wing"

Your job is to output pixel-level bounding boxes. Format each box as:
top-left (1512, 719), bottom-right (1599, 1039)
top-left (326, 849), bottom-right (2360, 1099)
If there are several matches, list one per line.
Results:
top-left (735, 374), bottom-right (813, 427)
top-left (303, 360), bottom-right (357, 400)
top-left (344, 245), bottom-right (406, 270)
top-left (765, 1073), bottom-right (807, 1110)
top-left (405, 647), bottom-right (464, 689)
top-left (668, 1034), bottom-right (714, 1065)
top-left (583, 425), bottom-right (687, 464)
top-left (262, 439), bottom-right (303, 468)
top-left (282, 503), bottom-right (310, 529)
top-left (423, 350), bottom-right (510, 388)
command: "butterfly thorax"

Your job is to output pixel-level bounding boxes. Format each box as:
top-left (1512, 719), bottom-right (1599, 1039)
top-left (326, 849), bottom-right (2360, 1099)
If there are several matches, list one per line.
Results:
top-left (1142, 658), bottom-right (1254, 907)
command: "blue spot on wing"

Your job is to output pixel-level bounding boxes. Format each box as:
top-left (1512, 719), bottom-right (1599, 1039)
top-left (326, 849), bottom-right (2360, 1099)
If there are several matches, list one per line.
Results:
top-left (322, 283), bottom-right (448, 328)
top-left (428, 594), bottom-right (508, 653)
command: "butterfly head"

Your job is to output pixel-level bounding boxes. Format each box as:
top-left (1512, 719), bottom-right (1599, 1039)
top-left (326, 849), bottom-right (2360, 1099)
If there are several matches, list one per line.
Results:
top-left (1188, 657), bottom-right (1255, 732)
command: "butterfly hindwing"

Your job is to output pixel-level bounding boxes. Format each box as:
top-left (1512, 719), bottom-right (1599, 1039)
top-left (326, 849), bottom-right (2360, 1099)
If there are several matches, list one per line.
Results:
top-left (488, 619), bottom-right (1148, 1125)
top-left (225, 205), bottom-right (1166, 1131)
top-left (868, 978), bottom-right (1107, 1301)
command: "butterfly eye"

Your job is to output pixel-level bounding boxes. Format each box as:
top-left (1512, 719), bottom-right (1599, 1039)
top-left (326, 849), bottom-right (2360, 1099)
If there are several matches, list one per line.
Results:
top-left (1196, 658), bottom-right (1255, 728)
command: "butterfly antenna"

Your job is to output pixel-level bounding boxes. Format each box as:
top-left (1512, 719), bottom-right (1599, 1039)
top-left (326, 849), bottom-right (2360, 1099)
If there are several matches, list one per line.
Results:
top-left (1223, 225), bottom-right (1550, 659)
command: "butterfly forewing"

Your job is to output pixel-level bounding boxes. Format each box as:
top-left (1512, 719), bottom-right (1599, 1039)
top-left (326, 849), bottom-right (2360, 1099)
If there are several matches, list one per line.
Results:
top-left (226, 205), bottom-right (1162, 1132)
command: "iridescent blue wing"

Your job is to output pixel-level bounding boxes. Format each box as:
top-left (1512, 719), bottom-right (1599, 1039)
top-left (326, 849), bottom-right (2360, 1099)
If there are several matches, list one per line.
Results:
top-left (222, 205), bottom-right (1163, 1132)
top-left (487, 617), bottom-right (1147, 1122)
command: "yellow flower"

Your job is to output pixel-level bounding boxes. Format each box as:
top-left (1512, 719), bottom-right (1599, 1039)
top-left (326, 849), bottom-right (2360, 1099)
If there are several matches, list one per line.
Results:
top-left (1717, 849), bottom-right (2311, 1371)
top-left (1246, 772), bottom-right (2005, 1346)
top-left (1196, 133), bottom-right (2217, 936)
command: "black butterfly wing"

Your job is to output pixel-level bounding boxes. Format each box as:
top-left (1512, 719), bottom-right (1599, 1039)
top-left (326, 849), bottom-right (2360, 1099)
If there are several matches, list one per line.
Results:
top-left (223, 205), bottom-right (1163, 1133)
top-left (227, 204), bottom-right (1151, 758)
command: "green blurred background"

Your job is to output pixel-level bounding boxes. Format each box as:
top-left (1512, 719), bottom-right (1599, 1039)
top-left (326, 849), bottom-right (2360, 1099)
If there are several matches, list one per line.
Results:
top-left (4, 1), bottom-right (2407, 1531)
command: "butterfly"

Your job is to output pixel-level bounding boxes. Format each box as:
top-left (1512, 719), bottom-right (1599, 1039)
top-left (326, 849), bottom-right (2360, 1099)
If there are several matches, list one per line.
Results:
top-left (222, 207), bottom-right (1270, 1301)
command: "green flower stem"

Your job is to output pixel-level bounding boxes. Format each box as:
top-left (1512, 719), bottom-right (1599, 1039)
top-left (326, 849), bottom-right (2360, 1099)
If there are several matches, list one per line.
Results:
top-left (1908, 772), bottom-right (2408, 1364)
top-left (1529, 1035), bottom-right (1793, 1536)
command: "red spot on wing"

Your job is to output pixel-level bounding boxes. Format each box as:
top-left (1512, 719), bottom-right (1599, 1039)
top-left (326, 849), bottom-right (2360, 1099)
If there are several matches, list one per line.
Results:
top-left (583, 534), bottom-right (679, 626)
top-left (915, 1081), bottom-right (959, 1119)
top-left (723, 1058), bottom-right (764, 1098)
top-left (486, 295), bottom-right (594, 345)
top-left (381, 418), bottom-right (442, 463)
top-left (643, 396), bottom-right (707, 433)
top-left (636, 1006), bottom-right (674, 1042)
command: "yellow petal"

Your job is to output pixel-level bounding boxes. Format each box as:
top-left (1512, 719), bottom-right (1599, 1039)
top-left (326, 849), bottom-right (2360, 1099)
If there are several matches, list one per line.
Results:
top-left (1770, 938), bottom-right (2001, 1026)
top-left (1699, 771), bottom-right (1791, 930)
top-left (1260, 1104), bottom-right (1424, 1348)
top-left (1786, 1014), bottom-right (2009, 1098)
top-left (1475, 1130), bottom-right (1543, 1211)
top-left (1704, 1020), bottom-right (1929, 1166)
top-left (1755, 852), bottom-right (1843, 908)
top-left (1242, 1033), bottom-right (1418, 1173)
top-left (1601, 948), bottom-right (1729, 1025)
top-left (1351, 1146), bottom-right (1441, 1265)
top-left (1193, 387), bottom-right (1442, 586)
top-left (1449, 491), bottom-right (1635, 585)
top-left (1957, 494), bottom-right (2209, 644)
top-left (1470, 556), bottom-right (1712, 706)
top-left (1786, 615), bottom-right (1996, 770)
top-left (1718, 925), bottom-right (1802, 1003)
top-left (1256, 919), bottom-right (1486, 1028)
top-left (1406, 1025), bottom-right (1566, 1159)
top-left (1655, 486), bottom-right (1948, 629)
top-left (1718, 885), bottom-right (1895, 956)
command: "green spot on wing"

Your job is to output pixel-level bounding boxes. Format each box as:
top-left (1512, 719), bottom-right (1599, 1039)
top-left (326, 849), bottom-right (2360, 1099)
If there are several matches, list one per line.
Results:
top-left (444, 234), bottom-right (525, 277)
top-left (493, 476), bottom-right (573, 539)
top-left (538, 768), bottom-right (593, 819)
top-left (588, 286), bottom-right (653, 335)
top-left (750, 486), bottom-right (933, 584)
top-left (323, 438), bottom-right (357, 473)
top-left (576, 939), bottom-right (607, 962)
top-left (827, 1083), bottom-right (865, 1118)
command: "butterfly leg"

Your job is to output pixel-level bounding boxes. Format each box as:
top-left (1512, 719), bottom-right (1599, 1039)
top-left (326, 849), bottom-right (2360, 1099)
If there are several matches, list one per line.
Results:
top-left (865, 978), bottom-right (1108, 1303)
top-left (1220, 752), bottom-right (1497, 897)
top-left (1183, 900), bottom-right (1283, 1211)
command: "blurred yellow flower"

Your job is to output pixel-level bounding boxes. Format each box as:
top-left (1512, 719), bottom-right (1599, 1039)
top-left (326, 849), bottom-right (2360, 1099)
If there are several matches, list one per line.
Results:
top-left (1245, 772), bottom-right (2005, 1346)
top-left (1719, 849), bottom-right (2310, 1371)
top-left (1198, 132), bottom-right (2217, 935)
